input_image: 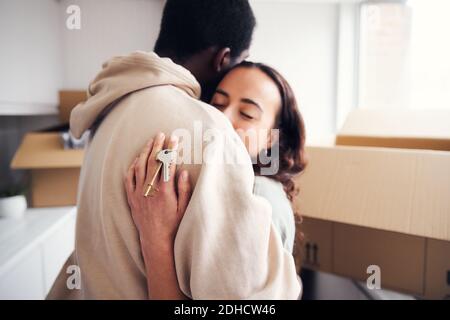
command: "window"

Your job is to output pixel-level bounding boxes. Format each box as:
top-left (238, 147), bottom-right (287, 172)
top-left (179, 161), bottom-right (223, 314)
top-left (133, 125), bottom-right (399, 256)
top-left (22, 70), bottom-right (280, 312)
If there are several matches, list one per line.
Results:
top-left (358, 0), bottom-right (450, 110)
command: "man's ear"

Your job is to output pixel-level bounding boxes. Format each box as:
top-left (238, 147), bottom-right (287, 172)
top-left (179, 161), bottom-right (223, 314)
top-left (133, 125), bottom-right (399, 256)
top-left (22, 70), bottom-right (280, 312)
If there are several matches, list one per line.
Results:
top-left (212, 47), bottom-right (231, 73)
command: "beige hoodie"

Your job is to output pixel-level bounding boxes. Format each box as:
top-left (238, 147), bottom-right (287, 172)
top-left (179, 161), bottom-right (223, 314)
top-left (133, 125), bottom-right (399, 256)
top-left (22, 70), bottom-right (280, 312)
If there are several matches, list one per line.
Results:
top-left (47, 51), bottom-right (300, 299)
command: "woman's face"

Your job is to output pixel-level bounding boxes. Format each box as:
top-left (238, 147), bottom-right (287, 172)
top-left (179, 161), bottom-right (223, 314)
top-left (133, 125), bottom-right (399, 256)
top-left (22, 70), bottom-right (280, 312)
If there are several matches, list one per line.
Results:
top-left (210, 67), bottom-right (281, 158)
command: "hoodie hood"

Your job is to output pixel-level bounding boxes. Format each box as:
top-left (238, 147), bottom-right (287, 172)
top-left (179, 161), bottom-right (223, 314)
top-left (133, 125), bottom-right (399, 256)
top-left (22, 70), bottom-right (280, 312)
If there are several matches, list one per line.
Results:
top-left (70, 51), bottom-right (201, 138)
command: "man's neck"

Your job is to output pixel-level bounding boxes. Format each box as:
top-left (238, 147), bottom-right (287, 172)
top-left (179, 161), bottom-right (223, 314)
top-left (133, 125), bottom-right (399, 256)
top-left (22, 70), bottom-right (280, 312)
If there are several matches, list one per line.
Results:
top-left (155, 50), bottom-right (211, 101)
top-left (155, 50), bottom-right (185, 68)
top-left (155, 49), bottom-right (205, 82)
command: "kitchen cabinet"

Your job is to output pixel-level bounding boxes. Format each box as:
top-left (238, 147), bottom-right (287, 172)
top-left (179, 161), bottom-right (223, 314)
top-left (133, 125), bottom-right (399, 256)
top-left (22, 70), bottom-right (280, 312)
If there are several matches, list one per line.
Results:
top-left (0, 206), bottom-right (76, 299)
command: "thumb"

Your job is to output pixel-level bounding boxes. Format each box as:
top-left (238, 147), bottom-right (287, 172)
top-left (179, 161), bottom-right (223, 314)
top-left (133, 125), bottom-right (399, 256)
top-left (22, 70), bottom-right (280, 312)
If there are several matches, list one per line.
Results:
top-left (177, 170), bottom-right (192, 217)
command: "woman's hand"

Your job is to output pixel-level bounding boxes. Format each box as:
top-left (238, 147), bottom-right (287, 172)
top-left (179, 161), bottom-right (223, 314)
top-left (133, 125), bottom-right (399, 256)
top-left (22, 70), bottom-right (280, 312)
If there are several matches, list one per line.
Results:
top-left (124, 132), bottom-right (192, 299)
top-left (125, 132), bottom-right (191, 246)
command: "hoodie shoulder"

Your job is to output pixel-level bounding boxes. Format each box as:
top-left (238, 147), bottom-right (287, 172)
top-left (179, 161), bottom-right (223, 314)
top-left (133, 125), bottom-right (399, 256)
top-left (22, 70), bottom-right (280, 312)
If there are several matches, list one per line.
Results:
top-left (134, 85), bottom-right (234, 132)
top-left (70, 51), bottom-right (202, 138)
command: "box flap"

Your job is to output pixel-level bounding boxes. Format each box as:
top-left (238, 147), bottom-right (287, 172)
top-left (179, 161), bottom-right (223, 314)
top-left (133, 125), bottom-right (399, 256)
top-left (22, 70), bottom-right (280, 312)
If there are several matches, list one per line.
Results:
top-left (11, 133), bottom-right (84, 169)
top-left (336, 109), bottom-right (450, 151)
top-left (295, 145), bottom-right (450, 241)
top-left (305, 134), bottom-right (336, 147)
top-left (59, 90), bottom-right (87, 124)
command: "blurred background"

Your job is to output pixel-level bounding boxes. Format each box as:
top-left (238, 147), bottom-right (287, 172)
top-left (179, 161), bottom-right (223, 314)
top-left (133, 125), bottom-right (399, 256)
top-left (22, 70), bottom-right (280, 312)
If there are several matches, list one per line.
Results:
top-left (0, 0), bottom-right (449, 300)
top-left (2, 0), bottom-right (450, 189)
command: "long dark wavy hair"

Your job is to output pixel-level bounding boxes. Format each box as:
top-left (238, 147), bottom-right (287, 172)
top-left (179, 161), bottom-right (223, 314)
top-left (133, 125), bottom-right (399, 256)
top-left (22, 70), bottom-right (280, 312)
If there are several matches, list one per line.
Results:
top-left (230, 61), bottom-right (308, 271)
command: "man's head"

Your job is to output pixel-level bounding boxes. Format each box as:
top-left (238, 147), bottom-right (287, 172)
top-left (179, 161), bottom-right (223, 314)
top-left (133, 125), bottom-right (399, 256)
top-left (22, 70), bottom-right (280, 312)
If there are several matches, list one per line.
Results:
top-left (154, 0), bottom-right (256, 101)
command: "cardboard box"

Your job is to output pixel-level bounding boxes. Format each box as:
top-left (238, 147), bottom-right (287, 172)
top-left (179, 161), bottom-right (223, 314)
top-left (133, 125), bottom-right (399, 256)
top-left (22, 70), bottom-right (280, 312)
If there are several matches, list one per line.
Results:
top-left (11, 133), bottom-right (84, 207)
top-left (334, 223), bottom-right (426, 295)
top-left (336, 109), bottom-right (450, 151)
top-left (300, 218), bottom-right (333, 273)
top-left (298, 145), bottom-right (450, 241)
top-left (424, 239), bottom-right (450, 299)
top-left (300, 217), bottom-right (428, 296)
top-left (58, 90), bottom-right (87, 124)
top-left (295, 109), bottom-right (450, 298)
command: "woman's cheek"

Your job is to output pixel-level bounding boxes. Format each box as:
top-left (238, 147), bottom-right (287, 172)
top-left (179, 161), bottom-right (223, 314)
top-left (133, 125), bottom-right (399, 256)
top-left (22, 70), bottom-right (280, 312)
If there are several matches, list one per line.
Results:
top-left (235, 124), bottom-right (268, 158)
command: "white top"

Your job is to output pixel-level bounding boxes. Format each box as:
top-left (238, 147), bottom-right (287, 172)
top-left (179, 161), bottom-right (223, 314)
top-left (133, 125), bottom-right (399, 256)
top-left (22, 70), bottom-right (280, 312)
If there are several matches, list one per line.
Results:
top-left (253, 176), bottom-right (296, 254)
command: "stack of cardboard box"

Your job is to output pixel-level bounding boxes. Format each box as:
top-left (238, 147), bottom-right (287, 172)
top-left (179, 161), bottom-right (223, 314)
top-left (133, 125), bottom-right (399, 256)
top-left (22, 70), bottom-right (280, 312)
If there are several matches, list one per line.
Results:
top-left (10, 91), bottom-right (87, 207)
top-left (295, 109), bottom-right (450, 299)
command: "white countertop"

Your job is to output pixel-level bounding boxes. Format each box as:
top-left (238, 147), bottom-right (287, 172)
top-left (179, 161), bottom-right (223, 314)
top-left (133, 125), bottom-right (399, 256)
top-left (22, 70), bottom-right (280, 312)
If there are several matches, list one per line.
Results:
top-left (0, 206), bottom-right (76, 275)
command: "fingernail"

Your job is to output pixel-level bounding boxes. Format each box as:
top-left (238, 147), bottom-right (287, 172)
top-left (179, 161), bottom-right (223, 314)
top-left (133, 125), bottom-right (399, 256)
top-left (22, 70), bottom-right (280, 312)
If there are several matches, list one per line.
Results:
top-left (181, 170), bottom-right (188, 181)
top-left (146, 139), bottom-right (153, 147)
top-left (170, 134), bottom-right (179, 144)
top-left (158, 132), bottom-right (165, 140)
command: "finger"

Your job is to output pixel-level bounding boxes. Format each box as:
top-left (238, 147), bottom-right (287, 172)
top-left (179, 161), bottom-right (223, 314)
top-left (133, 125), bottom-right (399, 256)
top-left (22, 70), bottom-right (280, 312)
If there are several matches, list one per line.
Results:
top-left (125, 157), bottom-right (137, 192)
top-left (177, 170), bottom-right (192, 216)
top-left (166, 134), bottom-right (179, 154)
top-left (159, 135), bottom-right (179, 190)
top-left (135, 138), bottom-right (154, 188)
top-left (145, 132), bottom-right (166, 183)
top-left (125, 157), bottom-right (138, 204)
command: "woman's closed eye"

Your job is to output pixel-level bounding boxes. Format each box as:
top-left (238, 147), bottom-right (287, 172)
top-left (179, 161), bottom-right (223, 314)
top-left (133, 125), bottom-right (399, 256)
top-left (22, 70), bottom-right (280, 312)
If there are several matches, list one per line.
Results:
top-left (240, 111), bottom-right (254, 120)
top-left (212, 103), bottom-right (225, 109)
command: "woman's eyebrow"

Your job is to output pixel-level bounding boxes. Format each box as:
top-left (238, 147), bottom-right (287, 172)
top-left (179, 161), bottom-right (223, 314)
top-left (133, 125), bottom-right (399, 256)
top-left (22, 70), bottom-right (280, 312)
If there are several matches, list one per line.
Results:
top-left (241, 98), bottom-right (263, 112)
top-left (215, 89), bottom-right (263, 112)
top-left (215, 88), bottom-right (229, 97)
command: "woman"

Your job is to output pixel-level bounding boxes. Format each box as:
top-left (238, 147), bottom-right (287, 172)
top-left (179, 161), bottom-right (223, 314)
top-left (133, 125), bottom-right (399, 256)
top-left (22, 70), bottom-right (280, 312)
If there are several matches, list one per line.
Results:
top-left (124, 62), bottom-right (307, 299)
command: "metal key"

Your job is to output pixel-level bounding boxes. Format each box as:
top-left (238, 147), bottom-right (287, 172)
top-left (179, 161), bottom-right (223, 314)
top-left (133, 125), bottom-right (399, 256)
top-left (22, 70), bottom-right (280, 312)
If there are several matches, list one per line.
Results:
top-left (143, 149), bottom-right (176, 197)
top-left (156, 149), bottom-right (176, 182)
top-left (144, 161), bottom-right (162, 197)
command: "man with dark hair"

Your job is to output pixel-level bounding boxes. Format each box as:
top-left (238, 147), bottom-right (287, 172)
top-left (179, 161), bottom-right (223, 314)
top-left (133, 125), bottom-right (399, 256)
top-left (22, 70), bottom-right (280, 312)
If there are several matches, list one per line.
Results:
top-left (48, 0), bottom-right (300, 299)
top-left (154, 0), bottom-right (256, 101)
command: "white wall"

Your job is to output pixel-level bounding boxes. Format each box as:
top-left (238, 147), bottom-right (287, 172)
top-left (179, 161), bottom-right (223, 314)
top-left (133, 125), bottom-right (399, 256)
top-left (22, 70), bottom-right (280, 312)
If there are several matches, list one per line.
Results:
top-left (0, 0), bottom-right (63, 106)
top-left (0, 0), bottom-right (343, 133)
top-left (60, 0), bottom-right (165, 89)
top-left (0, 0), bottom-right (165, 108)
top-left (59, 0), bottom-right (342, 138)
top-left (250, 1), bottom-right (340, 138)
